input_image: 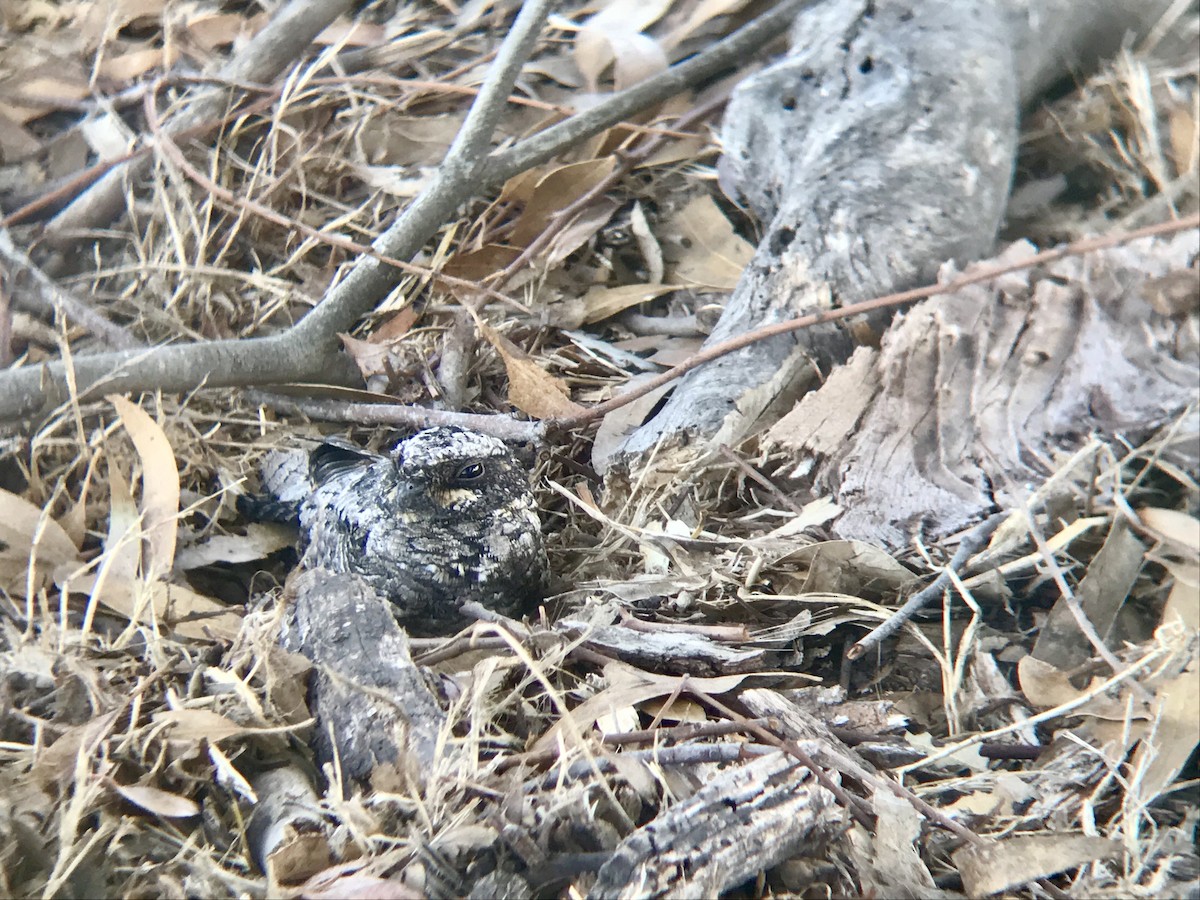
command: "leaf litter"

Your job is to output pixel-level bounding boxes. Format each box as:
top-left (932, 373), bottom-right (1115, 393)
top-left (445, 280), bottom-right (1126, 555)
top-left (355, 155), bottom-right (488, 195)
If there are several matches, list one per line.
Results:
top-left (0, 1), bottom-right (1197, 898)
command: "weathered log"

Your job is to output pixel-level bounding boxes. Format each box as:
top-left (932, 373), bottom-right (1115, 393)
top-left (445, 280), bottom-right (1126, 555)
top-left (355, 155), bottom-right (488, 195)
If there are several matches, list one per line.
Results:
top-left (611, 0), bottom-right (1175, 473)
top-left (764, 232), bottom-right (1199, 548)
top-left (278, 568), bottom-right (446, 790)
top-left (586, 749), bottom-right (844, 898)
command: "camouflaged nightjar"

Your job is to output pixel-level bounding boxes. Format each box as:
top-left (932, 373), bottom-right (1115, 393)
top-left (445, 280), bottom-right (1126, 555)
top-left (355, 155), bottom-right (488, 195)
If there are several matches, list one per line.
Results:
top-left (261, 427), bottom-right (547, 634)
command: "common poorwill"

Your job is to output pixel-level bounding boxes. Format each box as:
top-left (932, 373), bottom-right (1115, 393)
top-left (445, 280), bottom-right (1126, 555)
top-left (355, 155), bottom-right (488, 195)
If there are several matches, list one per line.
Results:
top-left (255, 427), bottom-right (547, 633)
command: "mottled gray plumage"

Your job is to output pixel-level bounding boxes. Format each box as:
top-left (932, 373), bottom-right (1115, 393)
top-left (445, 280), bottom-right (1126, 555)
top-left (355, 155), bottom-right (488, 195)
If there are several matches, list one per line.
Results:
top-left (280, 427), bottom-right (546, 634)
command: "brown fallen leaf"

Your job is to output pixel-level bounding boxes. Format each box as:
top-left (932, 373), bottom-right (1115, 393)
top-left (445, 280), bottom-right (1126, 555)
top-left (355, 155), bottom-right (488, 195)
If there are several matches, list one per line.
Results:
top-left (953, 833), bottom-right (1121, 896)
top-left (112, 782), bottom-right (201, 819)
top-left (574, 0), bottom-right (672, 92)
top-left (505, 158), bottom-right (618, 247)
top-left (109, 395), bottom-right (180, 580)
top-left (663, 194), bottom-right (754, 289)
top-left (0, 487), bottom-right (81, 597)
top-left (60, 573), bottom-right (243, 642)
top-left (98, 45), bottom-right (177, 82)
top-left (477, 322), bottom-right (584, 420)
top-left (582, 283), bottom-right (677, 324)
top-left (152, 708), bottom-right (264, 744)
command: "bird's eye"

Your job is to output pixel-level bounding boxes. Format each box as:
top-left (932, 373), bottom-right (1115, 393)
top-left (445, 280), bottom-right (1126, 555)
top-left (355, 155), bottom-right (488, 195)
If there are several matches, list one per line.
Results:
top-left (453, 462), bottom-right (485, 484)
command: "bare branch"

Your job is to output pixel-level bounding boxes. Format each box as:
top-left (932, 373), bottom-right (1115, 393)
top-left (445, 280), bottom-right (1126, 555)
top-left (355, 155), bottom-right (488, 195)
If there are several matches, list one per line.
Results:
top-left (0, 225), bottom-right (142, 350)
top-left (245, 391), bottom-right (546, 443)
top-left (0, 0), bottom-right (805, 421)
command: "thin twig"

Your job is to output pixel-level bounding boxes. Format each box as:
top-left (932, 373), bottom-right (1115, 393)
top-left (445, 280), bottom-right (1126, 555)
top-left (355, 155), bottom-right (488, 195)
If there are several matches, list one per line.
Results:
top-left (847, 514), bottom-right (1006, 661)
top-left (552, 213), bottom-right (1200, 430)
top-left (0, 225), bottom-right (142, 350)
top-left (496, 717), bottom-right (773, 774)
top-left (245, 391), bottom-right (545, 443)
top-left (536, 741), bottom-right (765, 788)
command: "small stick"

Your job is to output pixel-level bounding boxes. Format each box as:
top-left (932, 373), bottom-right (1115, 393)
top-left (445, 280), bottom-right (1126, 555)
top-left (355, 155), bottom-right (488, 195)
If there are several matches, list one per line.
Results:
top-left (847, 514), bottom-right (1005, 661)
top-left (613, 612), bottom-right (750, 643)
top-left (496, 717), bottom-right (773, 774)
top-left (0, 225), bottom-right (142, 350)
top-left (245, 390), bottom-right (545, 443)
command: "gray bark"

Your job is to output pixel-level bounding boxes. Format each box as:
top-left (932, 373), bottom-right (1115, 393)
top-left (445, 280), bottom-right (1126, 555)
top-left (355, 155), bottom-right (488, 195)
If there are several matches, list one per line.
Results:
top-left (611, 0), bottom-right (1176, 471)
top-left (764, 232), bottom-right (1199, 548)
top-left (587, 750), bottom-right (844, 899)
top-left (279, 569), bottom-right (446, 789)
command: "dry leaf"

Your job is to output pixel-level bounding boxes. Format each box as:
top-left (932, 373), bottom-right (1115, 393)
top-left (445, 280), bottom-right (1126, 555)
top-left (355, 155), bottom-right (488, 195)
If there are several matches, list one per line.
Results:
top-left (315, 20), bottom-right (387, 47)
top-left (582, 283), bottom-right (677, 324)
top-left (533, 661), bottom-right (754, 752)
top-left (1127, 662), bottom-right (1200, 802)
top-left (783, 540), bottom-right (918, 597)
top-left (574, 0), bottom-right (673, 91)
top-left (1016, 655), bottom-right (1148, 721)
top-left (0, 487), bottom-right (81, 597)
top-left (267, 833), bottom-right (336, 888)
top-left (1159, 561), bottom-right (1199, 630)
top-left (442, 244), bottom-right (522, 283)
top-left (184, 11), bottom-right (268, 52)
top-left (97, 45), bottom-right (175, 82)
top-left (80, 0), bottom-right (166, 49)
top-left (0, 66), bottom-right (92, 124)
top-left (593, 375), bottom-right (676, 475)
top-left (357, 113), bottom-right (464, 167)
top-left (953, 834), bottom-right (1120, 896)
top-left (302, 873), bottom-right (422, 900)
top-left (103, 461), bottom-right (142, 583)
top-left (371, 307), bottom-right (419, 343)
top-left (63, 573), bottom-right (243, 642)
top-left (662, 0), bottom-right (751, 48)
top-left (545, 197), bottom-right (621, 266)
top-left (639, 697), bottom-right (707, 723)
top-left (1136, 506), bottom-right (1200, 555)
top-left (339, 333), bottom-right (395, 381)
top-left (173, 523), bottom-right (296, 571)
top-left (850, 789), bottom-right (936, 896)
top-left (152, 708), bottom-right (259, 744)
top-left (507, 158), bottom-right (617, 247)
top-left (109, 395), bottom-right (180, 579)
top-left (30, 710), bottom-right (122, 789)
top-left (113, 782), bottom-right (201, 819)
top-left (663, 194), bottom-right (754, 289)
top-left (1167, 103), bottom-right (1198, 177)
top-left (478, 323), bottom-right (584, 420)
